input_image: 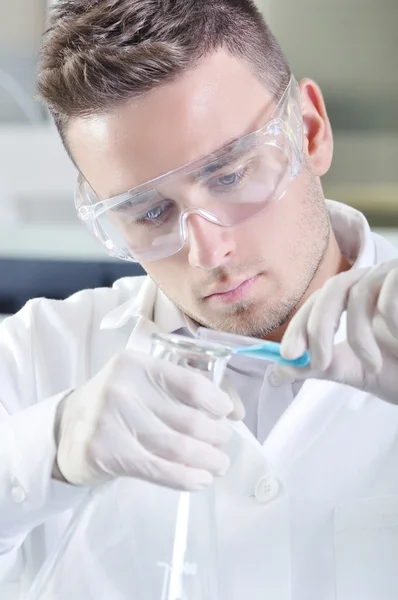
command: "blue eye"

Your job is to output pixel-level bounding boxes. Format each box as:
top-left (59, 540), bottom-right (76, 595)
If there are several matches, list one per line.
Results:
top-left (135, 200), bottom-right (174, 226)
top-left (146, 205), bottom-right (165, 220)
top-left (217, 173), bottom-right (240, 186)
top-left (209, 166), bottom-right (251, 192)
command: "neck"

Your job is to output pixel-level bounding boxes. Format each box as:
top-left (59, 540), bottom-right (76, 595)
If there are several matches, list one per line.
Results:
top-left (265, 229), bottom-right (351, 343)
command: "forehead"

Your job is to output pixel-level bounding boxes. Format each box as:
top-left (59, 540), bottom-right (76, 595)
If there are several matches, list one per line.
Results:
top-left (68, 49), bottom-right (275, 197)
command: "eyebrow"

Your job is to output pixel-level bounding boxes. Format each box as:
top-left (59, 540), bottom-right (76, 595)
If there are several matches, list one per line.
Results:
top-left (109, 189), bottom-right (160, 212)
top-left (194, 144), bottom-right (253, 180)
top-left (106, 127), bottom-right (258, 199)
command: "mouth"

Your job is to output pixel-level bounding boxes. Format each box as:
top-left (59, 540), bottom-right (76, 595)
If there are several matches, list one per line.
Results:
top-left (203, 275), bottom-right (260, 304)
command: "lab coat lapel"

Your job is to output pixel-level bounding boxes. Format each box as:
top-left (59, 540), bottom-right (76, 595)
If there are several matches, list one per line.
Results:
top-left (262, 300), bottom-right (351, 474)
top-left (124, 277), bottom-right (190, 353)
top-left (263, 378), bottom-right (347, 474)
top-left (125, 316), bottom-right (162, 354)
top-left (218, 379), bottom-right (347, 496)
top-left (219, 420), bottom-right (281, 493)
top-left (121, 277), bottom-right (164, 353)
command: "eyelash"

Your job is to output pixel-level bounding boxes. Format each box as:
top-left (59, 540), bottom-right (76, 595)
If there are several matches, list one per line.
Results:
top-left (134, 201), bottom-right (174, 227)
top-left (209, 163), bottom-right (253, 191)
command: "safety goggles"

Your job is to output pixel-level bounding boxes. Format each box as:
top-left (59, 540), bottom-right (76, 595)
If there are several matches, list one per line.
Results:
top-left (75, 75), bottom-right (303, 263)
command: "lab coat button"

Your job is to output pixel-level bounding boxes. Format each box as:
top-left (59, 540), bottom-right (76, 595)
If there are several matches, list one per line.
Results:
top-left (11, 485), bottom-right (27, 504)
top-left (254, 475), bottom-right (279, 503)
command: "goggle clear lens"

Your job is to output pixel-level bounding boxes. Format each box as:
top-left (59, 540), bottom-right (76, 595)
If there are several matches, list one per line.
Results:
top-left (75, 76), bottom-right (303, 262)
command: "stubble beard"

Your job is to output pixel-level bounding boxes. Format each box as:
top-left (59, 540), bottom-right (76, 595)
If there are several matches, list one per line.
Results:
top-left (157, 172), bottom-right (330, 339)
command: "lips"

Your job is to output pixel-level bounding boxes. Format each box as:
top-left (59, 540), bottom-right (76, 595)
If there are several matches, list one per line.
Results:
top-left (205, 279), bottom-right (250, 298)
top-left (203, 275), bottom-right (260, 303)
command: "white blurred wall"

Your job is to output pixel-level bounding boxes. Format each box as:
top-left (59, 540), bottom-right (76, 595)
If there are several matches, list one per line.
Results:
top-left (256, 0), bottom-right (398, 208)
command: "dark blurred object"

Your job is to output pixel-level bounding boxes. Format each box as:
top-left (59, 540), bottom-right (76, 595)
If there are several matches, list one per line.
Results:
top-left (0, 258), bottom-right (145, 315)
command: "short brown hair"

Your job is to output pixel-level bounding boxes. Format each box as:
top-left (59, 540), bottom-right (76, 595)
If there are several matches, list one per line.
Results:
top-left (37, 0), bottom-right (290, 139)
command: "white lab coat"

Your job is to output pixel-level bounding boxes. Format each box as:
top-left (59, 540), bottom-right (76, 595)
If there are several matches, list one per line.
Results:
top-left (1, 201), bottom-right (398, 600)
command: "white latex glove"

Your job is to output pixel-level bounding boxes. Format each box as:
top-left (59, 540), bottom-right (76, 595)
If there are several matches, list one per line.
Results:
top-left (271, 261), bottom-right (398, 405)
top-left (55, 350), bottom-right (245, 491)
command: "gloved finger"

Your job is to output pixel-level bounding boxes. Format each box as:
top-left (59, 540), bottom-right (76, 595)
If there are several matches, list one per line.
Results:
top-left (280, 292), bottom-right (317, 360)
top-left (377, 266), bottom-right (398, 338)
top-left (152, 400), bottom-right (233, 446)
top-left (134, 455), bottom-right (215, 491)
top-left (305, 269), bottom-right (368, 371)
top-left (346, 273), bottom-right (383, 373)
top-left (147, 362), bottom-right (235, 418)
top-left (268, 365), bottom-right (297, 387)
top-left (138, 426), bottom-right (230, 476)
top-left (282, 269), bottom-right (366, 371)
top-left (116, 442), bottom-right (215, 491)
top-left (271, 341), bottom-right (366, 389)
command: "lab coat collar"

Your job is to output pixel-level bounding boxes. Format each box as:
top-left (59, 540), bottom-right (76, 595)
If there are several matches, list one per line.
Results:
top-left (153, 288), bottom-right (198, 334)
top-left (100, 276), bottom-right (157, 330)
top-left (328, 199), bottom-right (375, 270)
top-left (100, 277), bottom-right (192, 333)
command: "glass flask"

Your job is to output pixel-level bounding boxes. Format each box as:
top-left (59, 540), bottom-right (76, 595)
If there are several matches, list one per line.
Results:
top-left (26, 333), bottom-right (233, 600)
top-left (151, 333), bottom-right (233, 600)
top-left (150, 332), bottom-right (232, 387)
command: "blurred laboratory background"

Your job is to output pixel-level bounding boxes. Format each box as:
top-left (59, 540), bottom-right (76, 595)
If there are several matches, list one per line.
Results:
top-left (0, 0), bottom-right (397, 317)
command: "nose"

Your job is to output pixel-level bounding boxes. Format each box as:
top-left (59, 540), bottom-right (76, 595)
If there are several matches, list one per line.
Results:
top-left (186, 213), bottom-right (237, 269)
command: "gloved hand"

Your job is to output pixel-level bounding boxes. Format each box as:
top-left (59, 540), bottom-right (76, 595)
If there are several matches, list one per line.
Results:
top-left (271, 260), bottom-right (398, 405)
top-left (54, 350), bottom-right (245, 490)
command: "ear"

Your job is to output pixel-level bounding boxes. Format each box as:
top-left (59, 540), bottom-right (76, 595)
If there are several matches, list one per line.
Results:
top-left (299, 78), bottom-right (333, 177)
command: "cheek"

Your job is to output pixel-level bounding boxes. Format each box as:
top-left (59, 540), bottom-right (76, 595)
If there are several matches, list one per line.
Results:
top-left (265, 177), bottom-right (314, 240)
top-left (236, 199), bottom-right (300, 257)
top-left (234, 174), bottom-right (317, 268)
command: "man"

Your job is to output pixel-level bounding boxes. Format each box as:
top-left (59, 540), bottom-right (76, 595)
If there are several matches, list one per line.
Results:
top-left (1, 0), bottom-right (398, 598)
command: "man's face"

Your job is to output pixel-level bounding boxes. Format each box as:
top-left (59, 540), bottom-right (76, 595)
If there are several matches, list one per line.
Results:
top-left (68, 50), bottom-right (332, 339)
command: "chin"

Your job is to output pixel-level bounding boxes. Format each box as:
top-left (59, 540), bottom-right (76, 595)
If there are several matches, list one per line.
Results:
top-left (198, 300), bottom-right (264, 334)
